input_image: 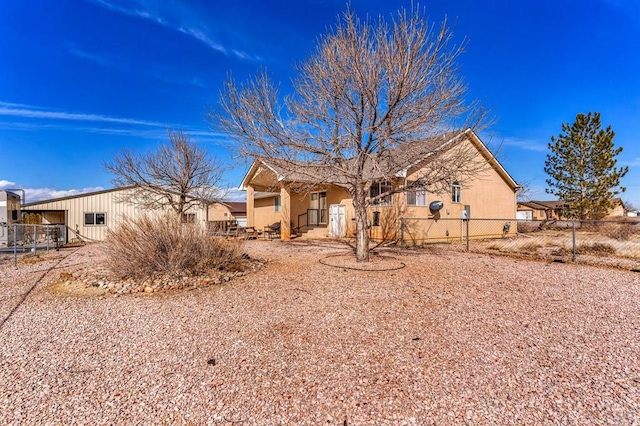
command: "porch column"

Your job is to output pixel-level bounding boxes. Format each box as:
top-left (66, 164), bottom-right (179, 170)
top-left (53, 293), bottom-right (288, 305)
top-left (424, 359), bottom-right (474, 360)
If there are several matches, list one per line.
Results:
top-left (280, 184), bottom-right (291, 240)
top-left (246, 186), bottom-right (255, 227)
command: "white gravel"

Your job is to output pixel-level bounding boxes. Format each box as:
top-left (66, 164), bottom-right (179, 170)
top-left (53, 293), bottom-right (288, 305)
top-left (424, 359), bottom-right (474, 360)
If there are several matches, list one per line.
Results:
top-left (1, 241), bottom-right (639, 424)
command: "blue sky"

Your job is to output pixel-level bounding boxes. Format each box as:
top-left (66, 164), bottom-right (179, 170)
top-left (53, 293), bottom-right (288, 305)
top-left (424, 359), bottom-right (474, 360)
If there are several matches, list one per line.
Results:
top-left (1, 0), bottom-right (639, 206)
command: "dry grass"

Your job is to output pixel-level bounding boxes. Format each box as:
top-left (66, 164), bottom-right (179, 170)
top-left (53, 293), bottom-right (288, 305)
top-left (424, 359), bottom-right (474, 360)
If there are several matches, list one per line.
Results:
top-left (517, 241), bottom-right (542, 252)
top-left (103, 214), bottom-right (245, 280)
top-left (601, 222), bottom-right (639, 241)
top-left (576, 242), bottom-right (617, 255)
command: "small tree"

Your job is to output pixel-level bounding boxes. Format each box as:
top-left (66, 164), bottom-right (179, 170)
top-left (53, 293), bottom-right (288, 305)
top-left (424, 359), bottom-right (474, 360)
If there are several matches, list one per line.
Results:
top-left (622, 200), bottom-right (637, 214)
top-left (544, 112), bottom-right (628, 220)
top-left (516, 180), bottom-right (533, 203)
top-left (105, 129), bottom-right (224, 219)
top-left (213, 7), bottom-right (488, 262)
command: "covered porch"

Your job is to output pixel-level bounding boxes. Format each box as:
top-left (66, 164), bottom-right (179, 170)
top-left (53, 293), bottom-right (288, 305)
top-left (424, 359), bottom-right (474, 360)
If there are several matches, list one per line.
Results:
top-left (242, 161), bottom-right (354, 240)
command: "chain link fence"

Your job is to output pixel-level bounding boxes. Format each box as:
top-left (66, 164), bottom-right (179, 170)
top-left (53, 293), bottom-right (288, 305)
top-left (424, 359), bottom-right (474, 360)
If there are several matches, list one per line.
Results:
top-left (0, 224), bottom-right (67, 266)
top-left (399, 218), bottom-right (640, 269)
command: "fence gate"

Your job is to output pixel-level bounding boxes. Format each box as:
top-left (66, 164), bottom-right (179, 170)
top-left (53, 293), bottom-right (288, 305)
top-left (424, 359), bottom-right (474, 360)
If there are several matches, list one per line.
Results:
top-left (329, 204), bottom-right (346, 238)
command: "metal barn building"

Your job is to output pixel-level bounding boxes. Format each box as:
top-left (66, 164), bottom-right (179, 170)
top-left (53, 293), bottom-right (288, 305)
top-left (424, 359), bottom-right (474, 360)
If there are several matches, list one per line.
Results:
top-left (21, 187), bottom-right (209, 243)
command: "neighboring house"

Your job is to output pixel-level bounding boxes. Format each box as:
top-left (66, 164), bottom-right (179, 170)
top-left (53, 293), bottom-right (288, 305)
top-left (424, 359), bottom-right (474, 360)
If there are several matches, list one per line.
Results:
top-left (517, 198), bottom-right (625, 220)
top-left (517, 200), bottom-right (567, 220)
top-left (21, 187), bottom-right (209, 243)
top-left (208, 201), bottom-right (247, 227)
top-left (241, 129), bottom-right (519, 242)
top-left (607, 198), bottom-right (625, 218)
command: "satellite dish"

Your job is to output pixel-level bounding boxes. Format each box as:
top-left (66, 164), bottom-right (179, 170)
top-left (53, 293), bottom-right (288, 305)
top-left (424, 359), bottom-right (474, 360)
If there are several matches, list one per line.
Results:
top-left (429, 200), bottom-right (444, 211)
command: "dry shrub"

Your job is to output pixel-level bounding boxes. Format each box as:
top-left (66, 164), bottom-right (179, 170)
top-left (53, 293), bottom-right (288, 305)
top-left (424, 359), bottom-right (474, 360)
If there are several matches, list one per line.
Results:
top-left (518, 241), bottom-right (541, 252)
top-left (516, 221), bottom-right (538, 234)
top-left (576, 243), bottom-right (617, 255)
top-left (601, 222), bottom-right (637, 241)
top-left (551, 243), bottom-right (617, 256)
top-left (104, 214), bottom-right (244, 280)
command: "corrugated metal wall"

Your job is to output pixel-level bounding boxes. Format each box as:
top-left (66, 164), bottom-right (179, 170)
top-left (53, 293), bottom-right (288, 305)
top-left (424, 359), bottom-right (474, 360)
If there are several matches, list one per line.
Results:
top-left (22, 188), bottom-right (208, 241)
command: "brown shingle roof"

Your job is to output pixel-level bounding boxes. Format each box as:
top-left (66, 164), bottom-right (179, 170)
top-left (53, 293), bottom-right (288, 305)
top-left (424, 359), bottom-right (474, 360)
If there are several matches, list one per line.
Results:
top-left (257, 130), bottom-right (467, 183)
top-left (223, 202), bottom-right (246, 214)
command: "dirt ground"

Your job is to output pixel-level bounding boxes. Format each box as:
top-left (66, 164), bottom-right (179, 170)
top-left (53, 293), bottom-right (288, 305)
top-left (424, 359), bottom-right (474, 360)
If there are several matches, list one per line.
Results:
top-left (1, 240), bottom-right (639, 424)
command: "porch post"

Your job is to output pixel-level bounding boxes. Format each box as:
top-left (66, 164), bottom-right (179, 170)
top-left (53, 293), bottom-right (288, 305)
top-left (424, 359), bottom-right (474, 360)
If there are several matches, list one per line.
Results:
top-left (280, 184), bottom-right (291, 240)
top-left (246, 186), bottom-right (255, 227)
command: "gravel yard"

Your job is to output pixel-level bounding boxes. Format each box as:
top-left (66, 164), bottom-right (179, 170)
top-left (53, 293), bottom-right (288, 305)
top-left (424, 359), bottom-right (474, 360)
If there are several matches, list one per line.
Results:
top-left (1, 240), bottom-right (639, 424)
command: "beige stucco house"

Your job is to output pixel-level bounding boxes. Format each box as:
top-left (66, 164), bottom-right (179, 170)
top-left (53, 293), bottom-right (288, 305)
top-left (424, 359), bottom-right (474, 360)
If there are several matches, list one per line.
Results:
top-left (207, 201), bottom-right (247, 227)
top-left (607, 198), bottom-right (626, 218)
top-left (241, 129), bottom-right (519, 243)
top-left (517, 200), bottom-right (567, 220)
top-left (21, 187), bottom-right (209, 243)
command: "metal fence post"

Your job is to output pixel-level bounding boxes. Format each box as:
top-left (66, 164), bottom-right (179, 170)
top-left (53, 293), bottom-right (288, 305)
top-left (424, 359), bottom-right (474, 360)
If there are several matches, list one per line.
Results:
top-left (33, 224), bottom-right (37, 253)
top-left (400, 218), bottom-right (405, 248)
top-left (466, 219), bottom-right (470, 252)
top-left (13, 224), bottom-right (17, 267)
top-left (572, 220), bottom-right (576, 262)
top-left (46, 226), bottom-right (50, 251)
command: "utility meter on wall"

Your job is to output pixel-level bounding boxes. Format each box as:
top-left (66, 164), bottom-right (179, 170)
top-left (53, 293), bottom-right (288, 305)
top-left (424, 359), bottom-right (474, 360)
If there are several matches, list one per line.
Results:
top-left (461, 205), bottom-right (470, 220)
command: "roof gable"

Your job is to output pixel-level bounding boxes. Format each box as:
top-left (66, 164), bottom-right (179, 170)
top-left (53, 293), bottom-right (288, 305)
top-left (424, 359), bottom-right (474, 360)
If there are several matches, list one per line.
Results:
top-left (241, 129), bottom-right (519, 191)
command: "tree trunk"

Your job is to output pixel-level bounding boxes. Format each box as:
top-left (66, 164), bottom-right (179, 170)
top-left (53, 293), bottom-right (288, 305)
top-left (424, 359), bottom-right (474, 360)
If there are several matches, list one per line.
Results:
top-left (353, 198), bottom-right (370, 262)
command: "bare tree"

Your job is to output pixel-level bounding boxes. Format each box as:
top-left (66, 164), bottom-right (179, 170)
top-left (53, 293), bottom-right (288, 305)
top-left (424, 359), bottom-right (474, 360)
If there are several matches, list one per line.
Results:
top-left (105, 129), bottom-right (225, 219)
top-left (516, 180), bottom-right (533, 202)
top-left (213, 7), bottom-right (489, 261)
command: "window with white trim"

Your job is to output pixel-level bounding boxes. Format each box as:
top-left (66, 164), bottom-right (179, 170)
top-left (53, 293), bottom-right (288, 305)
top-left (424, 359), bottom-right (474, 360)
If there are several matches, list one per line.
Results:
top-left (274, 196), bottom-right (281, 212)
top-left (84, 212), bottom-right (106, 226)
top-left (370, 181), bottom-right (392, 206)
top-left (451, 181), bottom-right (461, 203)
top-left (406, 181), bottom-right (427, 206)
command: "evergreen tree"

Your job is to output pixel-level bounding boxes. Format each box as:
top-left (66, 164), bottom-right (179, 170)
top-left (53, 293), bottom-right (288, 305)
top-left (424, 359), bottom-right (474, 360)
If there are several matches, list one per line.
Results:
top-left (544, 112), bottom-right (628, 219)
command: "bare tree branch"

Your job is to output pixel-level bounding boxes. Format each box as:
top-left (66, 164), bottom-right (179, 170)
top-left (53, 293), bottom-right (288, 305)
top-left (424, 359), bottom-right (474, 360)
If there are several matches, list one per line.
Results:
top-left (211, 6), bottom-right (491, 261)
top-left (104, 129), bottom-right (225, 219)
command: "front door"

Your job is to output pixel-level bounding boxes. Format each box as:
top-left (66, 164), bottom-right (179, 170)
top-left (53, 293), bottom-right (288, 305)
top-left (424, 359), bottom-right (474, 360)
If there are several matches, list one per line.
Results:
top-left (329, 204), bottom-right (346, 237)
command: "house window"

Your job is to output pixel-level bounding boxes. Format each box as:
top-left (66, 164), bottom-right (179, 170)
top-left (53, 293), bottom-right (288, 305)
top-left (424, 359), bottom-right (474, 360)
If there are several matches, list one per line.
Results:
top-left (309, 191), bottom-right (327, 225)
top-left (182, 213), bottom-right (196, 223)
top-left (274, 196), bottom-right (281, 212)
top-left (370, 181), bottom-right (392, 206)
top-left (451, 181), bottom-right (461, 203)
top-left (84, 212), bottom-right (106, 226)
top-left (406, 181), bottom-right (427, 206)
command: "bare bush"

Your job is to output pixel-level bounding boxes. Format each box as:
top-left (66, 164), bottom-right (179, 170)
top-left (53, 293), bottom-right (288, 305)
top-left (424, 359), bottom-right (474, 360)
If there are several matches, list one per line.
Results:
top-left (516, 221), bottom-right (539, 234)
top-left (601, 222), bottom-right (638, 241)
top-left (518, 242), bottom-right (542, 252)
top-left (577, 243), bottom-right (617, 255)
top-left (104, 215), bottom-right (245, 280)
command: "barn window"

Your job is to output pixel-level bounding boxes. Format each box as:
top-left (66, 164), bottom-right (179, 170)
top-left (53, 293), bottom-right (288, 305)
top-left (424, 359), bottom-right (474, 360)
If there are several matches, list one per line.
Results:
top-left (84, 212), bottom-right (106, 226)
top-left (182, 213), bottom-right (196, 223)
